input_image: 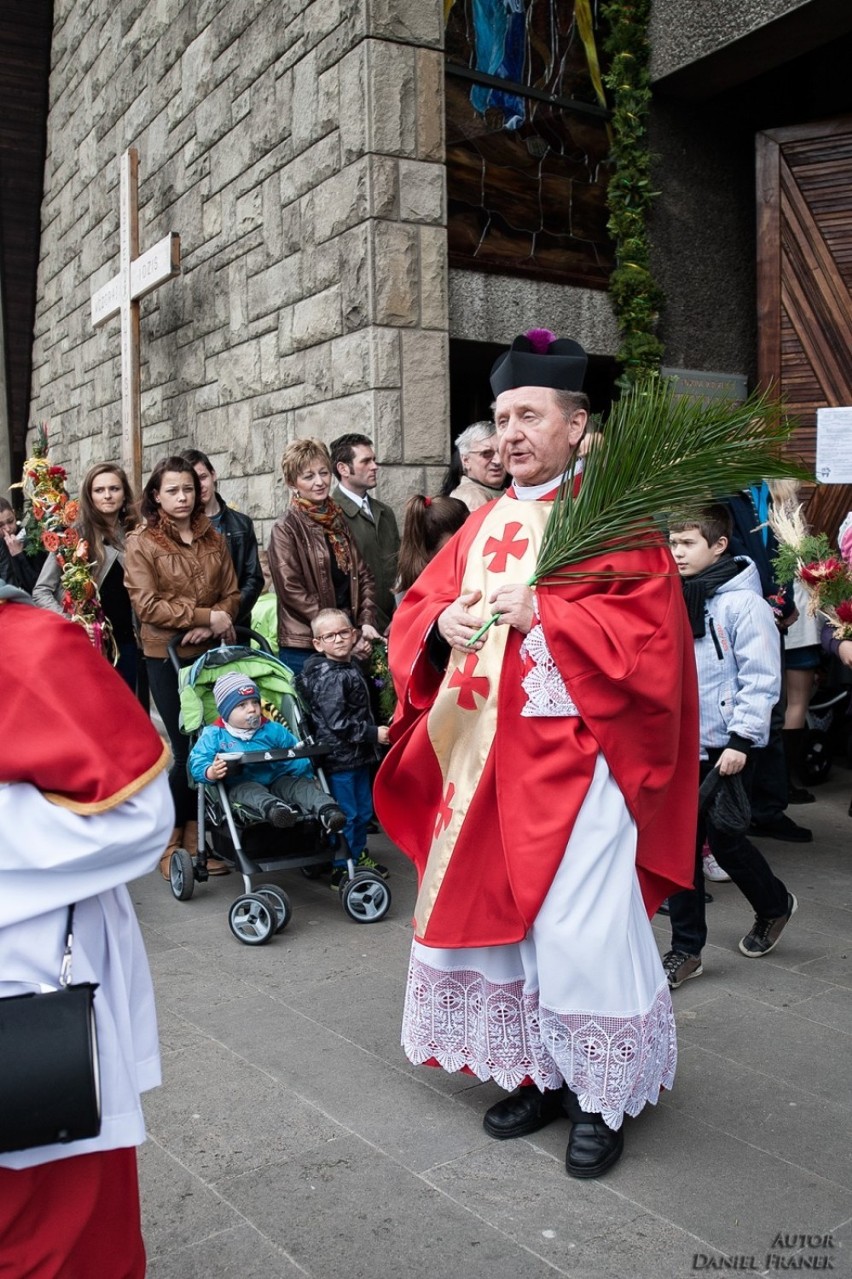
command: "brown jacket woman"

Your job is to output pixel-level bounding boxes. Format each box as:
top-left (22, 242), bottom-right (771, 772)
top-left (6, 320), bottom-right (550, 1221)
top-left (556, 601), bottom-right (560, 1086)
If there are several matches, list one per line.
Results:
top-left (124, 515), bottom-right (240, 660)
top-left (123, 456), bottom-right (242, 874)
top-left (267, 503), bottom-right (377, 650)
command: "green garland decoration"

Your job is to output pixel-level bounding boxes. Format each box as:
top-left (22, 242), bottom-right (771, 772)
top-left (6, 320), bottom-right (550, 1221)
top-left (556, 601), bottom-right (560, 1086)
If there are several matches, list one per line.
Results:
top-left (601, 0), bottom-right (665, 388)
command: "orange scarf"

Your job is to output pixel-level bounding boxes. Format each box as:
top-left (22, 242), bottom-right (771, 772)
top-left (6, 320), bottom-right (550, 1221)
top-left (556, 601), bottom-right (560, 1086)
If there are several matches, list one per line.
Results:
top-left (292, 496), bottom-right (352, 573)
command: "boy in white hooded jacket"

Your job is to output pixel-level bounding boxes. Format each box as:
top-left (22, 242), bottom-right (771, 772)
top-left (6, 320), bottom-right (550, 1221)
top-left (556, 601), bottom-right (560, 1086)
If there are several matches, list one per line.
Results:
top-left (662, 505), bottom-right (797, 990)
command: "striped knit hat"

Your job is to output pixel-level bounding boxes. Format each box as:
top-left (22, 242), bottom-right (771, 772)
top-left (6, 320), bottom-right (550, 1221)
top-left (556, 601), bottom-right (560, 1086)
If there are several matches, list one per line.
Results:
top-left (213, 673), bottom-right (260, 721)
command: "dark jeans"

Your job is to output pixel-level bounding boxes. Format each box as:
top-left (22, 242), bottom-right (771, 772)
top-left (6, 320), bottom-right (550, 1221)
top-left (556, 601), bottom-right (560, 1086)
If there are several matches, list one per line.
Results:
top-left (749, 657), bottom-right (789, 823)
top-left (668, 752), bottom-right (790, 956)
top-left (145, 655), bottom-right (195, 825)
top-left (278, 646), bottom-right (310, 676)
top-left (115, 640), bottom-right (138, 692)
top-left (749, 717), bottom-right (789, 823)
top-left (327, 767), bottom-right (373, 864)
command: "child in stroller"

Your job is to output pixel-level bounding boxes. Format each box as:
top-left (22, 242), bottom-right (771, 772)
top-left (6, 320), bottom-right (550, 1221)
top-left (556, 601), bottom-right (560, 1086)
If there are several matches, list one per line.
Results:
top-left (189, 672), bottom-right (346, 834)
top-left (172, 639), bottom-right (392, 941)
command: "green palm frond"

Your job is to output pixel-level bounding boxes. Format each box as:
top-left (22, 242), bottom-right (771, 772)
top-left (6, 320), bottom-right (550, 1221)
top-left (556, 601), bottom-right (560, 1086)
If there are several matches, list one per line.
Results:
top-left (536, 379), bottom-right (808, 582)
top-left (466, 380), bottom-right (807, 645)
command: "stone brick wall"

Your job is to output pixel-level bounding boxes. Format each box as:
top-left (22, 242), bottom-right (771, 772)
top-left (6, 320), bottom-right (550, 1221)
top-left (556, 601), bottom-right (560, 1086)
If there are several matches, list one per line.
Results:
top-left (30, 0), bottom-right (448, 537)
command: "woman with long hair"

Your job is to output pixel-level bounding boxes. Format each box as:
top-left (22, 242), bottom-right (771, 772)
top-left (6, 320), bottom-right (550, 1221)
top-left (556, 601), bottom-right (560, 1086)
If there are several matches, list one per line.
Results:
top-left (267, 438), bottom-right (380, 675)
top-left (395, 494), bottom-right (469, 600)
top-left (33, 462), bottom-right (140, 688)
top-left (124, 456), bottom-right (240, 877)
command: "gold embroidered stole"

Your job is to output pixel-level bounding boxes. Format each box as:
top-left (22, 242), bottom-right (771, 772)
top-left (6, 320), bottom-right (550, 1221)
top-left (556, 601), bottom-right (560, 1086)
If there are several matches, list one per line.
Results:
top-left (415, 495), bottom-right (552, 935)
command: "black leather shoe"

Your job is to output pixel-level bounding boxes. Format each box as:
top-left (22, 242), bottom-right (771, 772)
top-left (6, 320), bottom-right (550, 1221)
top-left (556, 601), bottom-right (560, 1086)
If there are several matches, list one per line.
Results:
top-left (750, 814), bottom-right (812, 843)
top-left (483, 1085), bottom-right (564, 1140)
top-left (565, 1115), bottom-right (624, 1179)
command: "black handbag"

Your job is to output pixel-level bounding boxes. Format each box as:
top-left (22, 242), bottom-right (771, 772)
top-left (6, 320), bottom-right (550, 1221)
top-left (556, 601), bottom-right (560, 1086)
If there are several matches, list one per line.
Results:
top-left (698, 765), bottom-right (752, 836)
top-left (0, 904), bottom-right (101, 1154)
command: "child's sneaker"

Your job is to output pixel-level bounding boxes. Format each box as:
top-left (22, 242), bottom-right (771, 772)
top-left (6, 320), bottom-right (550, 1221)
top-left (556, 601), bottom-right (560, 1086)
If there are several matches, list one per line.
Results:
top-left (319, 804), bottom-right (346, 834)
top-left (738, 892), bottom-right (797, 957)
top-left (329, 864), bottom-right (349, 891)
top-left (702, 846), bottom-right (731, 882)
top-left (355, 849), bottom-right (390, 879)
top-left (662, 950), bottom-right (703, 989)
top-left (265, 801), bottom-right (298, 829)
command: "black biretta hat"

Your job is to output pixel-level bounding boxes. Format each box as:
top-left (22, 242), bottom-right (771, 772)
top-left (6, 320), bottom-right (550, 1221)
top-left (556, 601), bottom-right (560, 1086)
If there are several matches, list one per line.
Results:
top-left (489, 329), bottom-right (588, 397)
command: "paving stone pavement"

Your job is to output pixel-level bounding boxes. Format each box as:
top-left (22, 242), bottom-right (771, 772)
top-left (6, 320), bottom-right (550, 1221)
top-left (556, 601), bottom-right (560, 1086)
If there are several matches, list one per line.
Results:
top-left (134, 772), bottom-right (852, 1279)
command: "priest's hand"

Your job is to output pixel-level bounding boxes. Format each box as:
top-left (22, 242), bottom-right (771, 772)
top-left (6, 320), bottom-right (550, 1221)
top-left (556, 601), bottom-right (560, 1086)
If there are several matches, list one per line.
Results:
top-left (489, 583), bottom-right (535, 635)
top-left (438, 590), bottom-right (485, 651)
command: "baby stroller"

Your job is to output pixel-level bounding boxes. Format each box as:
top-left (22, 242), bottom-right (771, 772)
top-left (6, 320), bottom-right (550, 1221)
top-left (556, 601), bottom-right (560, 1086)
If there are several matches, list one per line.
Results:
top-left (166, 632), bottom-right (392, 943)
top-left (803, 658), bottom-right (852, 785)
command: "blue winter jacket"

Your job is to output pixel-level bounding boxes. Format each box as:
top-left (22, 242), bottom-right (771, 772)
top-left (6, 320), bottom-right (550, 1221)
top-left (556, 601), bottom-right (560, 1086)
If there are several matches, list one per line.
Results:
top-left (188, 717), bottom-right (313, 788)
top-left (693, 556), bottom-right (782, 754)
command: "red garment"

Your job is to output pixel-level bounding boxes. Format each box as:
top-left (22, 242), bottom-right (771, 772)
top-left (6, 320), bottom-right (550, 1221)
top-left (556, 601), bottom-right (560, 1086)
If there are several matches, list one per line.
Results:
top-left (0, 602), bottom-right (168, 813)
top-left (0, 1147), bottom-right (145, 1279)
top-left (374, 495), bottom-right (699, 947)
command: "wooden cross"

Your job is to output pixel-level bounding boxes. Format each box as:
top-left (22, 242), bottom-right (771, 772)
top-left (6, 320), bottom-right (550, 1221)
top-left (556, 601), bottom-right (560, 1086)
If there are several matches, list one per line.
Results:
top-left (90, 147), bottom-right (181, 494)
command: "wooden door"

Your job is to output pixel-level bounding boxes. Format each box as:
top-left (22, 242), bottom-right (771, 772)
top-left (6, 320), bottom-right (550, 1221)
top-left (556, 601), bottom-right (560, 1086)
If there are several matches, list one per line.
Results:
top-left (756, 117), bottom-right (852, 540)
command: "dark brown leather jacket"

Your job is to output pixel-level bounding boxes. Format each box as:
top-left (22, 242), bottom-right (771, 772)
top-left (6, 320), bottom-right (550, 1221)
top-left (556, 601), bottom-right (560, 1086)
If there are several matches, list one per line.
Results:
top-left (124, 515), bottom-right (240, 659)
top-left (267, 505), bottom-right (377, 649)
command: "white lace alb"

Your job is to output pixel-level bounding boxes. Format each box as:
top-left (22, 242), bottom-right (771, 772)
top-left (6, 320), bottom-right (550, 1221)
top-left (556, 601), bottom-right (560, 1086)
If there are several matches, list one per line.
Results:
top-left (519, 623), bottom-right (579, 717)
top-left (402, 953), bottom-right (676, 1130)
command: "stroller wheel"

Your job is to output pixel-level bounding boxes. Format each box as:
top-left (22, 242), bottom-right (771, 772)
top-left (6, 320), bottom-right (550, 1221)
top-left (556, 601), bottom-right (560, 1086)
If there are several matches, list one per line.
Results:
top-left (256, 886), bottom-right (292, 933)
top-left (340, 871), bottom-right (391, 924)
top-left (228, 894), bottom-right (276, 945)
top-left (169, 848), bottom-right (195, 902)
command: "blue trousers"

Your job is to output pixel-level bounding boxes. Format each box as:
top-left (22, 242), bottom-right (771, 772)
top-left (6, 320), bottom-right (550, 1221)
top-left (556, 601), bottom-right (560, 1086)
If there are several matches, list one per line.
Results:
top-left (327, 767), bottom-right (373, 864)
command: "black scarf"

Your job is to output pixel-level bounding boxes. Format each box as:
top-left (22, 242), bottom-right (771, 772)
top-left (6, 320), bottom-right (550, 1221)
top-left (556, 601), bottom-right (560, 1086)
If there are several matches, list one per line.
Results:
top-left (681, 558), bottom-right (743, 638)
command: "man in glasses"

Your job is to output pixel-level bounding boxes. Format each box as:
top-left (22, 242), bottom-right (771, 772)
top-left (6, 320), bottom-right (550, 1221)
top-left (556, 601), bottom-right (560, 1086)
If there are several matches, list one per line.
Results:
top-left (450, 421), bottom-right (507, 512)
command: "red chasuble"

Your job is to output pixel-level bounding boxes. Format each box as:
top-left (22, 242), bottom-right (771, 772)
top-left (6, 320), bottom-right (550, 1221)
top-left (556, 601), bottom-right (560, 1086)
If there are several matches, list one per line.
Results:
top-left (0, 600), bottom-right (169, 812)
top-left (374, 492), bottom-right (699, 949)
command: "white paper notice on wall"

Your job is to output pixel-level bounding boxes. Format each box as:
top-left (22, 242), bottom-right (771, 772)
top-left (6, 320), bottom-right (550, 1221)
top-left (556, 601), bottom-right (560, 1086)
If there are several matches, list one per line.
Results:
top-left (816, 407), bottom-right (852, 483)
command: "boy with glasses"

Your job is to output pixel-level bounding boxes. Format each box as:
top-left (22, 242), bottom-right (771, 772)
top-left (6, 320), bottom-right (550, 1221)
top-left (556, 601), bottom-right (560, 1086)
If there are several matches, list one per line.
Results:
top-left (297, 609), bottom-right (391, 887)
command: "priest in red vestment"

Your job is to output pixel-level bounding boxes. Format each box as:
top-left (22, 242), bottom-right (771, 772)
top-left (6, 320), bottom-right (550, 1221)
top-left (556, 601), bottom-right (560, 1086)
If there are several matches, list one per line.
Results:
top-left (374, 331), bottom-right (698, 1179)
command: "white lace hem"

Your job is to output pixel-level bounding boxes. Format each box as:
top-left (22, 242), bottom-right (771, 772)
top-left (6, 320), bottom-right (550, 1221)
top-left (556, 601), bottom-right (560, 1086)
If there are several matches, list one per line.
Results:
top-left (402, 955), bottom-right (677, 1130)
top-left (519, 623), bottom-right (579, 717)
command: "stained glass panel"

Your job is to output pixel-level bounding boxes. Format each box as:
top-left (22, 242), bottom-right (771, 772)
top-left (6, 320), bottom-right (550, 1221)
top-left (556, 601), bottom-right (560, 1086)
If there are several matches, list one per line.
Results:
top-left (445, 0), bottom-right (614, 287)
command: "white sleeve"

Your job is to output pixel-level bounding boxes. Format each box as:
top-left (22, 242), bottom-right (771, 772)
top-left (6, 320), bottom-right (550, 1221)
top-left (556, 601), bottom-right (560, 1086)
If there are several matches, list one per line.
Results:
top-left (0, 771), bottom-right (173, 928)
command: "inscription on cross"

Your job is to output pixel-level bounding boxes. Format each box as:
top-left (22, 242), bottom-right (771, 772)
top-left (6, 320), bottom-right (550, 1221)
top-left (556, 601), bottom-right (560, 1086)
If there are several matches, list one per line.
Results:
top-left (90, 147), bottom-right (181, 493)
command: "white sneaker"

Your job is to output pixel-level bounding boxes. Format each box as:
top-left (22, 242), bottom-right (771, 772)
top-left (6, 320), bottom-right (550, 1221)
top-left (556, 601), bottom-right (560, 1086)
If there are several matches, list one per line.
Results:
top-left (703, 849), bottom-right (731, 882)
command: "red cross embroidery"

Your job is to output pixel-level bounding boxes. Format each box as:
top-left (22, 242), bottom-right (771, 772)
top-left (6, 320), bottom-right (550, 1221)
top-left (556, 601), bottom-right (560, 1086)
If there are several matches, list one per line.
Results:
top-left (484, 521), bottom-right (529, 573)
top-left (448, 652), bottom-right (490, 710)
top-left (434, 782), bottom-right (455, 839)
